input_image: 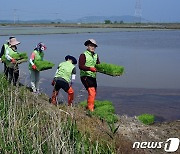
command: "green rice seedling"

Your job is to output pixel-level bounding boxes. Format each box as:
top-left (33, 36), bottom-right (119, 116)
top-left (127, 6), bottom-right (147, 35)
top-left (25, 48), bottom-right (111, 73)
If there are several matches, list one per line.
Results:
top-left (2, 52), bottom-right (28, 61)
top-left (79, 100), bottom-right (87, 107)
top-left (93, 105), bottom-right (118, 124)
top-left (137, 114), bottom-right (155, 125)
top-left (80, 100), bottom-right (113, 108)
top-left (1, 52), bottom-right (28, 65)
top-left (95, 62), bottom-right (124, 76)
top-left (35, 60), bottom-right (55, 71)
top-left (94, 100), bottom-right (113, 108)
top-left (79, 100), bottom-right (118, 124)
top-left (12, 52), bottom-right (28, 60)
top-left (95, 104), bottom-right (115, 113)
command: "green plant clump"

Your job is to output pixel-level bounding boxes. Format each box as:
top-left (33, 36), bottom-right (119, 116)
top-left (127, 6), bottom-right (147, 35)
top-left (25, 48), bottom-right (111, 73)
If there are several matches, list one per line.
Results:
top-left (138, 114), bottom-right (155, 125)
top-left (2, 52), bottom-right (28, 63)
top-left (80, 100), bottom-right (118, 124)
top-left (95, 62), bottom-right (124, 76)
top-left (35, 60), bottom-right (55, 71)
top-left (12, 52), bottom-right (28, 60)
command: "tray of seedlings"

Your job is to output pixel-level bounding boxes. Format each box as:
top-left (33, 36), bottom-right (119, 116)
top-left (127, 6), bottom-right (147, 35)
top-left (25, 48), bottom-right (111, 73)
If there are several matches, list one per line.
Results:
top-left (2, 52), bottom-right (28, 64)
top-left (95, 62), bottom-right (124, 76)
top-left (35, 60), bottom-right (55, 71)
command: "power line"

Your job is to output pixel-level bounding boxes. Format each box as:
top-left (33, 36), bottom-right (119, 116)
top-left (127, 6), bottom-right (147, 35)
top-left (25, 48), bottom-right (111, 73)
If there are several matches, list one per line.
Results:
top-left (134, 0), bottom-right (142, 23)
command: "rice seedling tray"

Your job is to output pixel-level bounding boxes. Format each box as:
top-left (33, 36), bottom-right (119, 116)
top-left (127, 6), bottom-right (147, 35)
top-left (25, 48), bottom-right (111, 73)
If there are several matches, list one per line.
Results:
top-left (95, 62), bottom-right (124, 76)
top-left (1, 52), bottom-right (28, 64)
top-left (35, 60), bottom-right (55, 71)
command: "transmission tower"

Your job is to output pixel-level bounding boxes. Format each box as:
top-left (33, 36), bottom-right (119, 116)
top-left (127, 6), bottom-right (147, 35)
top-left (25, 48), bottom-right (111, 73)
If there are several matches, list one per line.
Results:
top-left (13, 9), bottom-right (17, 24)
top-left (134, 0), bottom-right (142, 23)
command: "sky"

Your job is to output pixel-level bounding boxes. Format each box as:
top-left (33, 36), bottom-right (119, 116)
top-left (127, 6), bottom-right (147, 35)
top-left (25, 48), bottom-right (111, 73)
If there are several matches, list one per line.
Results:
top-left (0, 0), bottom-right (180, 22)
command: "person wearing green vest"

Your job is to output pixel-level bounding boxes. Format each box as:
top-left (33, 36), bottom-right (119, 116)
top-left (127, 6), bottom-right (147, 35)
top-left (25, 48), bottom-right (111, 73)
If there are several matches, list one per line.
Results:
top-left (50, 55), bottom-right (77, 106)
top-left (79, 39), bottom-right (100, 112)
top-left (4, 37), bottom-right (21, 85)
top-left (0, 36), bottom-right (16, 79)
top-left (29, 42), bottom-right (47, 94)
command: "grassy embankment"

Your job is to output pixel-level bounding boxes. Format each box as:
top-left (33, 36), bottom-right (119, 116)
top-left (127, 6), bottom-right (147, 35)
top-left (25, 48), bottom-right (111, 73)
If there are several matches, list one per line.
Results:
top-left (1, 23), bottom-right (180, 29)
top-left (1, 73), bottom-right (179, 154)
top-left (0, 73), bottom-right (142, 153)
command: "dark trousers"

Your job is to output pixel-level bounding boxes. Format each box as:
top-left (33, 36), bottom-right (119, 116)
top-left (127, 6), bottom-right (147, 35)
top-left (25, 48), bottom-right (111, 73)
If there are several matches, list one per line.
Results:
top-left (4, 63), bottom-right (9, 79)
top-left (80, 76), bottom-right (97, 90)
top-left (54, 79), bottom-right (70, 92)
top-left (8, 67), bottom-right (19, 86)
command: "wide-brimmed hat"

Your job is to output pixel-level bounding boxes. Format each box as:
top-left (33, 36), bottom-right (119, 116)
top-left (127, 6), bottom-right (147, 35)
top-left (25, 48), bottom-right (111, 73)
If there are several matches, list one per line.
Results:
top-left (84, 39), bottom-right (98, 47)
top-left (65, 55), bottom-right (77, 64)
top-left (8, 37), bottom-right (20, 46)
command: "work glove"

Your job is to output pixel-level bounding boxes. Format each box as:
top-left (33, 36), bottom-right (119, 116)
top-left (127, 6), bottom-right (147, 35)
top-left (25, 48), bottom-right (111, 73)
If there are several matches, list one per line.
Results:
top-left (51, 79), bottom-right (56, 86)
top-left (32, 65), bottom-right (37, 70)
top-left (11, 58), bottom-right (16, 64)
top-left (89, 67), bottom-right (97, 72)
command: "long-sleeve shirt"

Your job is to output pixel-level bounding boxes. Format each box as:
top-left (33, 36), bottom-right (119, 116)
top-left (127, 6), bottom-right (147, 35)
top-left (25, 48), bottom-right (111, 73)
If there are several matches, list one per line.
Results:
top-left (29, 52), bottom-right (36, 65)
top-left (0, 45), bottom-right (5, 58)
top-left (78, 53), bottom-right (100, 71)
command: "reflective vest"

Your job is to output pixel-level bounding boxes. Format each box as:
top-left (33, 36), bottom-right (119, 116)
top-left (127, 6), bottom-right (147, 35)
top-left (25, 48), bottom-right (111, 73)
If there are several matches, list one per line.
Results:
top-left (5, 46), bottom-right (17, 67)
top-left (55, 61), bottom-right (75, 83)
top-left (29, 50), bottom-right (44, 70)
top-left (33, 50), bottom-right (44, 61)
top-left (3, 43), bottom-right (8, 55)
top-left (80, 50), bottom-right (98, 78)
top-left (1, 43), bottom-right (8, 62)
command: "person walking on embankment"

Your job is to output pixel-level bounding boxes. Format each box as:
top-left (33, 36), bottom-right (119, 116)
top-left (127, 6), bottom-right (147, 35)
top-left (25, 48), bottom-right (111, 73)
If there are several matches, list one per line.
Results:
top-left (79, 39), bottom-right (100, 112)
top-left (0, 36), bottom-right (17, 79)
top-left (51, 55), bottom-right (77, 106)
top-left (29, 42), bottom-right (47, 94)
top-left (4, 37), bottom-right (21, 85)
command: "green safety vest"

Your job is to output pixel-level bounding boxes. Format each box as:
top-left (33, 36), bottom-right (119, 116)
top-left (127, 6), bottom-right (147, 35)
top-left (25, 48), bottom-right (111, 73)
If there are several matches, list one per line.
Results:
top-left (29, 50), bottom-right (44, 70)
top-left (55, 61), bottom-right (75, 83)
top-left (5, 46), bottom-right (17, 67)
top-left (80, 50), bottom-right (98, 78)
top-left (3, 43), bottom-right (8, 55)
top-left (1, 43), bottom-right (8, 62)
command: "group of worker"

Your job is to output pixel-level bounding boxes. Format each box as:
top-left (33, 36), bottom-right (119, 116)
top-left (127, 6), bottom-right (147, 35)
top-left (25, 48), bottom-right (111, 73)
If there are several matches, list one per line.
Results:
top-left (0, 37), bottom-right (99, 112)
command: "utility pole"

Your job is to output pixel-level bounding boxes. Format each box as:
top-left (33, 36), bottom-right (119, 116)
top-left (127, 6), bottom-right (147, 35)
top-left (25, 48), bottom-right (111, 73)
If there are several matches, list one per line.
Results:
top-left (13, 9), bottom-right (17, 24)
top-left (134, 0), bottom-right (142, 23)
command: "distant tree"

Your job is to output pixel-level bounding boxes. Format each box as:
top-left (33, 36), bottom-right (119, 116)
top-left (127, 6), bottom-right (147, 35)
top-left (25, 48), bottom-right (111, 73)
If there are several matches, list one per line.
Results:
top-left (120, 20), bottom-right (124, 24)
top-left (114, 21), bottom-right (118, 24)
top-left (104, 20), bottom-right (112, 24)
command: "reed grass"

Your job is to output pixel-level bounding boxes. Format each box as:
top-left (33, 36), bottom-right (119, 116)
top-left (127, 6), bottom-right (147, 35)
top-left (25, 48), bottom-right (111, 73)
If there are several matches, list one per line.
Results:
top-left (0, 74), bottom-right (115, 153)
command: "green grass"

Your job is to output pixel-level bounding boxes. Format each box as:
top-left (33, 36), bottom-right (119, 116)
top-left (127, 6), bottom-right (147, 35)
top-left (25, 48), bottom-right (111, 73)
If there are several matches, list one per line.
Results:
top-left (80, 100), bottom-right (118, 124)
top-left (0, 74), bottom-right (116, 153)
top-left (35, 60), bottom-right (55, 71)
top-left (95, 62), bottom-right (124, 76)
top-left (137, 114), bottom-right (155, 125)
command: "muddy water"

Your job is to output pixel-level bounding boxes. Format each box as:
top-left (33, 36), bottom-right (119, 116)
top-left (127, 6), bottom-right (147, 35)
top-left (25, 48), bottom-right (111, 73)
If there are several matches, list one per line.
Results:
top-left (0, 27), bottom-right (180, 121)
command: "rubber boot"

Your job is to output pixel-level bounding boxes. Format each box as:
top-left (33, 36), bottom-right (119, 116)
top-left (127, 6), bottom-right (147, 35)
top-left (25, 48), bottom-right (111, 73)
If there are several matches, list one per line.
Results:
top-left (67, 87), bottom-right (74, 106)
top-left (31, 81), bottom-right (37, 93)
top-left (51, 90), bottom-right (59, 105)
top-left (87, 87), bottom-right (96, 112)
